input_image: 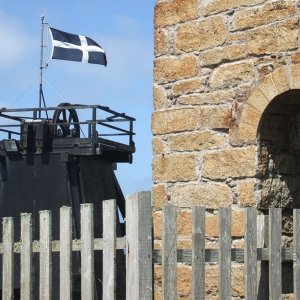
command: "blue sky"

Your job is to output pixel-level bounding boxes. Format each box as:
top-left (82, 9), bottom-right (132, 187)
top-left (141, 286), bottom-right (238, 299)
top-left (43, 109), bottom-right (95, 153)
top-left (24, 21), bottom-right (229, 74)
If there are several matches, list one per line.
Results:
top-left (0, 1), bottom-right (155, 196)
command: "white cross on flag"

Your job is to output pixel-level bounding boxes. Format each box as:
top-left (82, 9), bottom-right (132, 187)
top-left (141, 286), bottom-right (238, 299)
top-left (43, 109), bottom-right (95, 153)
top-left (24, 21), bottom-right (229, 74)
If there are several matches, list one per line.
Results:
top-left (49, 27), bottom-right (107, 66)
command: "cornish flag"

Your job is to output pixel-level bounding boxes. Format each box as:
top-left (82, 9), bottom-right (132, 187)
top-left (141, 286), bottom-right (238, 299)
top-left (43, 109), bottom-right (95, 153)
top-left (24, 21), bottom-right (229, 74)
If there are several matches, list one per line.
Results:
top-left (49, 27), bottom-right (107, 66)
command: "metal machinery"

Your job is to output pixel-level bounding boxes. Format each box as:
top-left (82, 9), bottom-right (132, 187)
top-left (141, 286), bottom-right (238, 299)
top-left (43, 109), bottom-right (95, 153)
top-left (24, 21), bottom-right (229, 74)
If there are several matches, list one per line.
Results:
top-left (0, 103), bottom-right (135, 299)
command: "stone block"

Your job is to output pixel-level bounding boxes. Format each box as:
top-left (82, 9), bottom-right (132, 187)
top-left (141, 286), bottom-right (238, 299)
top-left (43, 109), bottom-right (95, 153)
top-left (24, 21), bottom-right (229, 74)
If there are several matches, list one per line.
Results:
top-left (272, 66), bottom-right (290, 94)
top-left (168, 130), bottom-right (227, 151)
top-left (202, 44), bottom-right (247, 66)
top-left (154, 55), bottom-right (198, 83)
top-left (153, 153), bottom-right (197, 182)
top-left (152, 137), bottom-right (166, 155)
top-left (206, 211), bottom-right (245, 237)
top-left (154, 28), bottom-right (168, 56)
top-left (152, 184), bottom-right (167, 210)
top-left (172, 78), bottom-right (205, 96)
top-left (247, 18), bottom-right (298, 55)
top-left (245, 87), bottom-right (269, 113)
top-left (238, 179), bottom-right (256, 207)
top-left (155, 0), bottom-right (199, 28)
top-left (289, 64), bottom-right (300, 90)
top-left (239, 104), bottom-right (262, 127)
top-left (153, 85), bottom-right (167, 110)
top-left (153, 211), bottom-right (163, 239)
top-left (258, 73), bottom-right (279, 101)
top-left (210, 61), bottom-right (254, 90)
top-left (175, 16), bottom-right (227, 52)
top-left (227, 32), bottom-right (247, 44)
top-left (178, 90), bottom-right (235, 106)
top-left (231, 0), bottom-right (295, 31)
top-left (203, 0), bottom-right (265, 15)
top-left (291, 52), bottom-right (300, 63)
top-left (202, 146), bottom-right (257, 180)
top-left (152, 108), bottom-right (198, 135)
top-left (171, 183), bottom-right (231, 208)
top-left (198, 105), bottom-right (231, 129)
top-left (205, 264), bottom-right (245, 297)
top-left (234, 122), bottom-right (258, 144)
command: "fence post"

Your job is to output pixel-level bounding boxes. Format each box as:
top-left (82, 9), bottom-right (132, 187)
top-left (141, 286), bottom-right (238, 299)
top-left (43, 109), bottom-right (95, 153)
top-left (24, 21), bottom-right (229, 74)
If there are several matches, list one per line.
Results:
top-left (245, 208), bottom-right (257, 299)
top-left (81, 203), bottom-right (95, 300)
top-left (269, 208), bottom-right (282, 300)
top-left (2, 217), bottom-right (14, 300)
top-left (192, 206), bottom-right (205, 300)
top-left (219, 207), bottom-right (231, 300)
top-left (103, 199), bottom-right (116, 300)
top-left (294, 209), bottom-right (300, 299)
top-left (20, 213), bottom-right (32, 300)
top-left (39, 211), bottom-right (52, 300)
top-left (60, 206), bottom-right (72, 300)
top-left (162, 204), bottom-right (177, 300)
top-left (126, 191), bottom-right (152, 300)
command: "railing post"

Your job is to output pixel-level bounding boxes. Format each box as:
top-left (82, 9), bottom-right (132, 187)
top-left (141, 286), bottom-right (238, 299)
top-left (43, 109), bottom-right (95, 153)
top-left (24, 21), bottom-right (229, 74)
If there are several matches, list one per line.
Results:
top-left (126, 191), bottom-right (152, 300)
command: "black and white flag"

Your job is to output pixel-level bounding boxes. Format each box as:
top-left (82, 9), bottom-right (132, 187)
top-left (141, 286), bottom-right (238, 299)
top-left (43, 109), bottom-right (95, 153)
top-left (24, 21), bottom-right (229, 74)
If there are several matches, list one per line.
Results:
top-left (49, 27), bottom-right (107, 66)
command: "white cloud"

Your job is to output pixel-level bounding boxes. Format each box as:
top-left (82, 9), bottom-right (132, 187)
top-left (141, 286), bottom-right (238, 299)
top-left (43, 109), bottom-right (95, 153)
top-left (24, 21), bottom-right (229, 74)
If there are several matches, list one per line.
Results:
top-left (0, 10), bottom-right (36, 69)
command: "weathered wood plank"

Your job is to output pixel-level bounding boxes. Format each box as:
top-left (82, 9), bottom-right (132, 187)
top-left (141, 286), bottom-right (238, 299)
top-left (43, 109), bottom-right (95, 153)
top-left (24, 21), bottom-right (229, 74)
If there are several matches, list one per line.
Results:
top-left (219, 207), bottom-right (231, 300)
top-left (294, 209), bottom-right (300, 300)
top-left (257, 215), bottom-right (268, 299)
top-left (20, 213), bottom-right (32, 300)
top-left (269, 208), bottom-right (282, 300)
top-left (126, 192), bottom-right (153, 300)
top-left (162, 205), bottom-right (177, 300)
top-left (2, 217), bottom-right (14, 300)
top-left (137, 192), bottom-right (152, 300)
top-left (39, 210), bottom-right (52, 300)
top-left (126, 194), bottom-right (138, 300)
top-left (192, 206), bottom-right (205, 300)
top-left (245, 208), bottom-right (257, 300)
top-left (103, 199), bottom-right (116, 300)
top-left (60, 207), bottom-right (72, 300)
top-left (81, 204), bottom-right (95, 300)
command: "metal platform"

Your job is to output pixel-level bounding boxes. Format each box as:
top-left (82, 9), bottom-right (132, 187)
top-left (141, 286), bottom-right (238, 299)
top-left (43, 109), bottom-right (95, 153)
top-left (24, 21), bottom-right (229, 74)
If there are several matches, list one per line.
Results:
top-left (0, 103), bottom-right (135, 163)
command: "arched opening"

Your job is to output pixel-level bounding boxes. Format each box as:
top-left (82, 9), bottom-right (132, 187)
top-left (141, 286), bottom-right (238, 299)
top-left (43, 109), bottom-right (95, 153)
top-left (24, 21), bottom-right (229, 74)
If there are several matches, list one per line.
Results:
top-left (257, 89), bottom-right (300, 294)
top-left (258, 89), bottom-right (300, 212)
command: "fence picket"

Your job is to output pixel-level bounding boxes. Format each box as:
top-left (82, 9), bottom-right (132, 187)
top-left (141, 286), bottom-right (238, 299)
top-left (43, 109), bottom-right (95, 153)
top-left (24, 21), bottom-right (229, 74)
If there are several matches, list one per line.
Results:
top-left (294, 209), bottom-right (300, 299)
top-left (2, 217), bottom-right (14, 300)
top-left (126, 192), bottom-right (152, 300)
top-left (162, 204), bottom-right (177, 300)
top-left (269, 208), bottom-right (282, 300)
top-left (20, 213), bottom-right (32, 300)
top-left (103, 199), bottom-right (116, 300)
top-left (219, 207), bottom-right (231, 300)
top-left (39, 211), bottom-right (52, 300)
top-left (192, 206), bottom-right (205, 300)
top-left (60, 207), bottom-right (72, 300)
top-left (245, 208), bottom-right (257, 300)
top-left (81, 204), bottom-right (94, 300)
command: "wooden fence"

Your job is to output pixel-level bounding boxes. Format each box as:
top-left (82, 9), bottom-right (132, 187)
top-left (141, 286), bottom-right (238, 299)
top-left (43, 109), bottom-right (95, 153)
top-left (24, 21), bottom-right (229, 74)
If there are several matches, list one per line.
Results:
top-left (0, 191), bottom-right (300, 299)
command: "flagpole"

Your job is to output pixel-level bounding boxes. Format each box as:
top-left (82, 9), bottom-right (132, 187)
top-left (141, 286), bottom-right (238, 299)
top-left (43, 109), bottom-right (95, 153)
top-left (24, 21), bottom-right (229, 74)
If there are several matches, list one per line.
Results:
top-left (39, 15), bottom-right (45, 118)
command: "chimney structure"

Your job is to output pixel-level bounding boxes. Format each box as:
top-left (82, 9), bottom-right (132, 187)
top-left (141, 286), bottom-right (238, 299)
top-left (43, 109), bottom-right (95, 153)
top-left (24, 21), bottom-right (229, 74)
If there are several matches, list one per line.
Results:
top-left (153, 0), bottom-right (300, 297)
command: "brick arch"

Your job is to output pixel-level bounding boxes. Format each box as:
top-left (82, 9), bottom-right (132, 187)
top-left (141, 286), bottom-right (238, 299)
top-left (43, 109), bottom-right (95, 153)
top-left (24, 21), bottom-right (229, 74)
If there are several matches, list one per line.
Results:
top-left (231, 64), bottom-right (300, 145)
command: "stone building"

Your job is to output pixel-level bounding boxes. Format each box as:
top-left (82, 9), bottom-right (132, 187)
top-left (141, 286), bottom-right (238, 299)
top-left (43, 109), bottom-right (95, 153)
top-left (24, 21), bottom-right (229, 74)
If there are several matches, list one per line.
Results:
top-left (152, 0), bottom-right (300, 298)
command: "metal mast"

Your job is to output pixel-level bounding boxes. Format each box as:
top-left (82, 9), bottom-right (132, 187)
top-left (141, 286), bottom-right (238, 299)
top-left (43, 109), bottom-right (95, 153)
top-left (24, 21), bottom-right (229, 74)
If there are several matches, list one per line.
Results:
top-left (39, 15), bottom-right (47, 118)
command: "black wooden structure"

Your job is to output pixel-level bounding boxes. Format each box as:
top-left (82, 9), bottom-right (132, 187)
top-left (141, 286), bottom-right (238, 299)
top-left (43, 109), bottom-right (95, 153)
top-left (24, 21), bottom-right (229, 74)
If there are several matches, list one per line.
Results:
top-left (0, 103), bottom-right (135, 299)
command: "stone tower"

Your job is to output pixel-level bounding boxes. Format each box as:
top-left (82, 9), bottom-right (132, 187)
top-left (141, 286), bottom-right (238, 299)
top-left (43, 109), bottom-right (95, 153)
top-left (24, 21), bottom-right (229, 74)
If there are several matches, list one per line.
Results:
top-left (152, 0), bottom-right (300, 298)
